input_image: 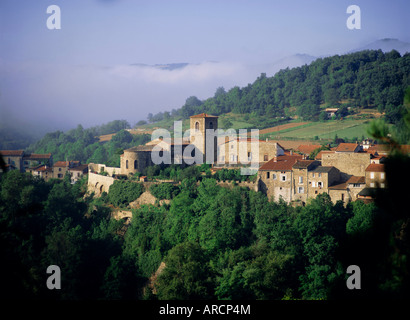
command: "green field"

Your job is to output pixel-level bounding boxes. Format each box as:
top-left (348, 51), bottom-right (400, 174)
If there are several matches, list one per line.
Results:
top-left (263, 119), bottom-right (371, 142)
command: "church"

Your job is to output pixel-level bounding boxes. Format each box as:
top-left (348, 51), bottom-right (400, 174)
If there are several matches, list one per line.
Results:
top-left (120, 113), bottom-right (219, 175)
top-left (119, 112), bottom-right (286, 176)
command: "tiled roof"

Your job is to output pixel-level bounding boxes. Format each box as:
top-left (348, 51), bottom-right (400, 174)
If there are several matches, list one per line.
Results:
top-left (347, 176), bottom-right (365, 184)
top-left (296, 144), bottom-right (322, 155)
top-left (0, 150), bottom-right (24, 156)
top-left (334, 143), bottom-right (359, 152)
top-left (69, 164), bottom-right (88, 172)
top-left (31, 165), bottom-right (52, 172)
top-left (292, 160), bottom-right (317, 169)
top-left (328, 182), bottom-right (347, 190)
top-left (53, 161), bottom-right (69, 167)
top-left (23, 153), bottom-right (52, 160)
top-left (259, 155), bottom-right (302, 171)
top-left (190, 113), bottom-right (218, 118)
top-left (311, 166), bottom-right (337, 173)
top-left (365, 163), bottom-right (385, 172)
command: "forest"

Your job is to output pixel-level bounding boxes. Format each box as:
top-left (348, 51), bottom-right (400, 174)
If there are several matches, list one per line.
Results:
top-left (1, 152), bottom-right (409, 300)
top-left (170, 50), bottom-right (410, 121)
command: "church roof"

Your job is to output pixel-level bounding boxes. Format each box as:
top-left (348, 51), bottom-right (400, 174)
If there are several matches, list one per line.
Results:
top-left (190, 113), bottom-right (218, 118)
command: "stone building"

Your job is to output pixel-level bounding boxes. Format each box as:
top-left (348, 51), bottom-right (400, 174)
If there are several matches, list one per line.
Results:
top-left (291, 160), bottom-right (320, 203)
top-left (217, 138), bottom-right (285, 167)
top-left (69, 164), bottom-right (89, 183)
top-left (190, 113), bottom-right (218, 164)
top-left (321, 143), bottom-right (370, 179)
top-left (257, 154), bottom-right (303, 202)
top-left (0, 150), bottom-right (53, 173)
top-left (27, 164), bottom-right (53, 181)
top-left (119, 113), bottom-right (218, 176)
top-left (328, 176), bottom-right (366, 204)
top-left (0, 150), bottom-right (24, 172)
top-left (365, 163), bottom-right (386, 188)
top-left (52, 160), bottom-right (80, 179)
top-left (258, 155), bottom-right (343, 205)
top-left (307, 166), bottom-right (341, 198)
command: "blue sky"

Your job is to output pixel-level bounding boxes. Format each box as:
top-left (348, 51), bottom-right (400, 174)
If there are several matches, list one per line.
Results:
top-left (0, 0), bottom-right (409, 130)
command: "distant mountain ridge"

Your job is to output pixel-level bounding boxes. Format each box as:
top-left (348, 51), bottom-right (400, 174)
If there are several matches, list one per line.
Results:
top-left (350, 38), bottom-right (410, 55)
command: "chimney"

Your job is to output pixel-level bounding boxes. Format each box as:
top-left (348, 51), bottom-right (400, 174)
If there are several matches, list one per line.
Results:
top-left (274, 156), bottom-right (277, 162)
top-left (266, 138), bottom-right (268, 142)
top-left (290, 150), bottom-right (293, 155)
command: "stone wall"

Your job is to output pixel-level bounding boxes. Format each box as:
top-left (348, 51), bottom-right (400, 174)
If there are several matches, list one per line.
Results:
top-left (321, 152), bottom-right (370, 178)
top-left (88, 163), bottom-right (121, 176)
top-left (120, 150), bottom-right (153, 175)
top-left (87, 172), bottom-right (115, 196)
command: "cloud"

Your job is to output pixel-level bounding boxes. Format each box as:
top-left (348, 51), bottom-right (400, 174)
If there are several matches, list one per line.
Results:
top-left (0, 60), bottom-right (261, 130)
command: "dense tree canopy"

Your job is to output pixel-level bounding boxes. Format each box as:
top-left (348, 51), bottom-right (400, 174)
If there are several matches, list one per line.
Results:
top-left (148, 50), bottom-right (409, 123)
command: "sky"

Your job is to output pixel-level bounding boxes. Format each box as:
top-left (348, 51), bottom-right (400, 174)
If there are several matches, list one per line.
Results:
top-left (0, 0), bottom-right (409, 132)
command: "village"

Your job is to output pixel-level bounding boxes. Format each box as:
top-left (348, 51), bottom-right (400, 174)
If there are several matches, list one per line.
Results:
top-left (2, 113), bottom-right (408, 207)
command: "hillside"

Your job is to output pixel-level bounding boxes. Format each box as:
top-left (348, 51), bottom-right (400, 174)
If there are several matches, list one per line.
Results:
top-left (145, 50), bottom-right (409, 127)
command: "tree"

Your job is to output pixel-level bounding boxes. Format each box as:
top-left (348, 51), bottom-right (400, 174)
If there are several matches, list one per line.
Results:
top-left (156, 242), bottom-right (215, 300)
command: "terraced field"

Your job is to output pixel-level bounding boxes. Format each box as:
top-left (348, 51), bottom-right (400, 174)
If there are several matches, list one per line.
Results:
top-left (261, 119), bottom-right (370, 142)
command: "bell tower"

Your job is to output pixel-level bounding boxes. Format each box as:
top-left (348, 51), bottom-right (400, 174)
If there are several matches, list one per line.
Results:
top-left (189, 113), bottom-right (218, 164)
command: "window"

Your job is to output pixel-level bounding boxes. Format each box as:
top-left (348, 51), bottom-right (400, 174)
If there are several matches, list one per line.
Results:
top-left (248, 152), bottom-right (252, 160)
top-left (380, 183), bottom-right (385, 188)
top-left (58, 174), bottom-right (63, 178)
top-left (370, 182), bottom-right (375, 188)
top-left (195, 122), bottom-right (199, 131)
top-left (380, 173), bottom-right (385, 180)
top-left (370, 172), bottom-right (375, 179)
top-left (209, 121), bottom-right (213, 129)
top-left (318, 173), bottom-right (322, 178)
top-left (231, 144), bottom-right (234, 149)
top-left (264, 154), bottom-right (268, 161)
top-left (298, 176), bottom-right (303, 184)
top-left (318, 182), bottom-right (322, 188)
top-left (59, 168), bottom-right (62, 172)
top-left (312, 181), bottom-right (316, 187)
top-left (126, 160), bottom-right (128, 169)
top-left (134, 160), bottom-right (138, 170)
top-left (298, 187), bottom-right (304, 193)
top-left (281, 174), bottom-right (286, 181)
top-left (312, 173), bottom-right (315, 178)
top-left (267, 172), bottom-right (270, 179)
top-left (273, 173), bottom-right (277, 180)
top-left (341, 193), bottom-right (345, 201)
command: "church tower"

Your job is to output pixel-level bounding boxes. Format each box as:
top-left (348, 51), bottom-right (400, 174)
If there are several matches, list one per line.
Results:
top-left (190, 113), bottom-right (218, 164)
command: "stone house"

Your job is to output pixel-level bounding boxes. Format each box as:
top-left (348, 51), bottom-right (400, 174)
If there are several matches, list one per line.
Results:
top-left (365, 163), bottom-right (386, 188)
top-left (27, 164), bottom-right (53, 181)
top-left (291, 160), bottom-right (320, 203)
top-left (328, 175), bottom-right (366, 204)
top-left (0, 150), bottom-right (24, 172)
top-left (0, 150), bottom-right (53, 173)
top-left (307, 166), bottom-right (341, 198)
top-left (217, 138), bottom-right (285, 167)
top-left (23, 153), bottom-right (53, 171)
top-left (69, 164), bottom-right (89, 183)
top-left (257, 154), bottom-right (303, 202)
top-left (52, 160), bottom-right (80, 179)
